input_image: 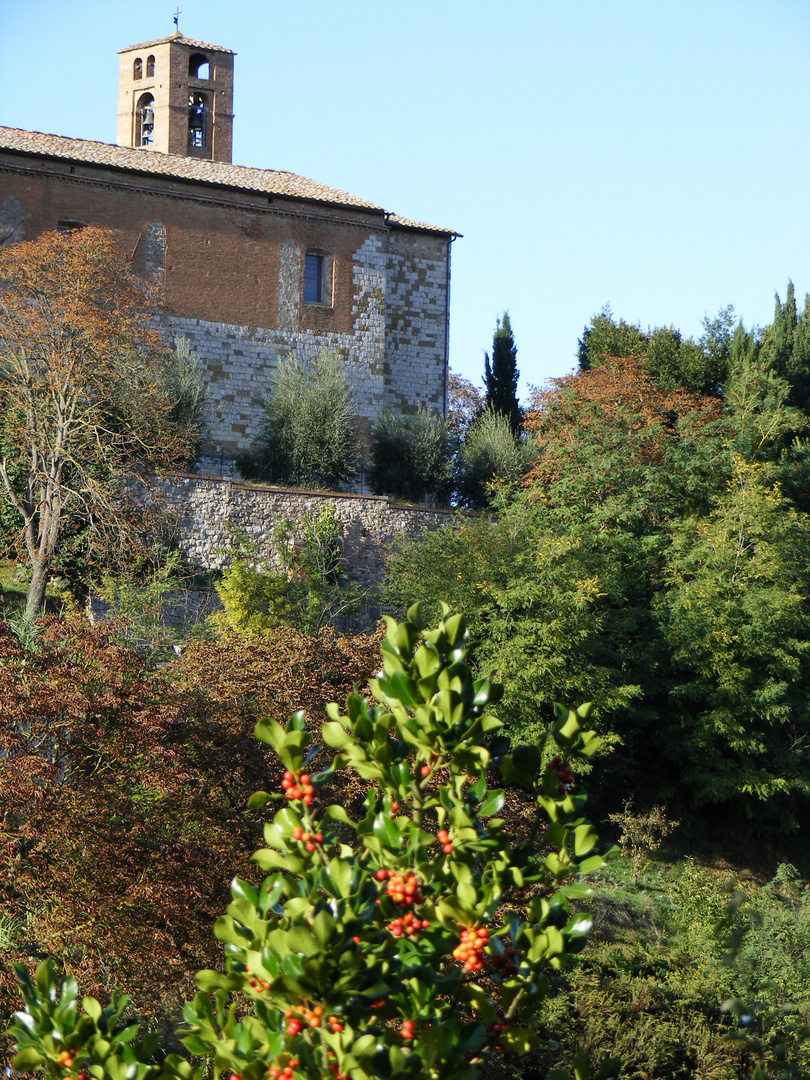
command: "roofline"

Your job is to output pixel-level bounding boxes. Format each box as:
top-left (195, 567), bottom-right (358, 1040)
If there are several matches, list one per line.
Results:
top-left (0, 126), bottom-right (458, 236)
top-left (2, 139), bottom-right (389, 217)
top-left (387, 215), bottom-right (461, 239)
top-left (119, 34), bottom-right (236, 55)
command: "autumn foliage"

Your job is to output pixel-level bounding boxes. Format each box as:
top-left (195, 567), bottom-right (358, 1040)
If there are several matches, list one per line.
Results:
top-left (0, 228), bottom-right (196, 614)
top-left (525, 355), bottom-right (725, 515)
top-left (0, 618), bottom-right (380, 1026)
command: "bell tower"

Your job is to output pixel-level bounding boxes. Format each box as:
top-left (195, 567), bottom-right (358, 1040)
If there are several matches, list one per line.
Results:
top-left (117, 32), bottom-right (235, 163)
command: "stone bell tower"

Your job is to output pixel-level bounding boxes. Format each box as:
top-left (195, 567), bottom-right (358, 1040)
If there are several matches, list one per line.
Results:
top-left (117, 32), bottom-right (235, 163)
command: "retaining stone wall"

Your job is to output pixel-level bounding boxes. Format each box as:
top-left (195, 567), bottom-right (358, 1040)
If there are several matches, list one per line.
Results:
top-left (152, 473), bottom-right (453, 590)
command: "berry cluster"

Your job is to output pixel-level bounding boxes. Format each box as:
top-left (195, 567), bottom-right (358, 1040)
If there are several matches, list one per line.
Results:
top-left (281, 771), bottom-right (316, 806)
top-left (267, 1059), bottom-right (299, 1080)
top-left (387, 911), bottom-right (430, 938)
top-left (488, 1014), bottom-right (511, 1051)
top-left (452, 925), bottom-right (489, 972)
top-left (246, 965), bottom-right (272, 993)
top-left (328, 1056), bottom-right (349, 1080)
top-left (374, 868), bottom-right (423, 905)
top-left (401, 1019), bottom-right (416, 1040)
top-left (282, 1005), bottom-right (343, 1035)
top-left (490, 947), bottom-right (520, 977)
top-left (291, 826), bottom-right (323, 851)
top-left (57, 1050), bottom-right (76, 1072)
top-left (547, 755), bottom-right (574, 794)
top-left (436, 828), bottom-right (453, 854)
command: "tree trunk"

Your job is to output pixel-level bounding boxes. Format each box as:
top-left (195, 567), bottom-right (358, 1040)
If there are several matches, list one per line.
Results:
top-left (26, 560), bottom-right (50, 619)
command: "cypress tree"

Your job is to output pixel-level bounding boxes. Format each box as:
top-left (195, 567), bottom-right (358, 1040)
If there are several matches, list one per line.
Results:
top-left (483, 312), bottom-right (522, 434)
top-left (761, 281), bottom-right (810, 414)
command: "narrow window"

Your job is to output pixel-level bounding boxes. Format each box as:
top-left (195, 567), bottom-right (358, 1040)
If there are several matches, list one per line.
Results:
top-left (304, 253), bottom-right (324, 304)
top-left (188, 93), bottom-right (207, 147)
top-left (146, 54), bottom-right (155, 77)
top-left (137, 93), bottom-right (155, 146)
top-left (133, 57), bottom-right (143, 80)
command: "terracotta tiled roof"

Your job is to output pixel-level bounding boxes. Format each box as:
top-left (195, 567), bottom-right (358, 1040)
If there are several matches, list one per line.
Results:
top-left (0, 125), bottom-right (458, 234)
top-left (120, 33), bottom-right (235, 55)
top-left (0, 125), bottom-right (387, 210)
top-left (387, 213), bottom-right (459, 236)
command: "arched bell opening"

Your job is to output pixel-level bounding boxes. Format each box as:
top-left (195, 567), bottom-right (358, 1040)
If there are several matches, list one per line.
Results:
top-left (136, 92), bottom-right (155, 146)
top-left (188, 92), bottom-right (208, 148)
top-left (188, 53), bottom-right (210, 80)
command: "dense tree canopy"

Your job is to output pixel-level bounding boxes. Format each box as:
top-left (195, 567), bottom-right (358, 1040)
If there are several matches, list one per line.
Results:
top-left (0, 617), bottom-right (380, 1023)
top-left (386, 347), bottom-right (810, 823)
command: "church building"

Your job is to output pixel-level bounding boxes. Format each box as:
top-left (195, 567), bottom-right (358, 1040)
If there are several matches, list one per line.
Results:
top-left (0, 31), bottom-right (457, 468)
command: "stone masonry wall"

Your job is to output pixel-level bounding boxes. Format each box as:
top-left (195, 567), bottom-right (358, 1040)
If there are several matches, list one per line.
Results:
top-left (383, 229), bottom-right (449, 415)
top-left (169, 229), bottom-right (449, 467)
top-left (151, 473), bottom-right (453, 589)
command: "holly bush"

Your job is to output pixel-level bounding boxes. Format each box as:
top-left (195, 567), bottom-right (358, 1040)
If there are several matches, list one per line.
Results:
top-left (7, 605), bottom-right (617, 1080)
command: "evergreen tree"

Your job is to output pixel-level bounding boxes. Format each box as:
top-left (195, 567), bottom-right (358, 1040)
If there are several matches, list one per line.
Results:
top-left (243, 351), bottom-right (360, 490)
top-left (369, 405), bottom-right (454, 505)
top-left (577, 306), bottom-right (647, 371)
top-left (760, 281), bottom-right (810, 413)
top-left (483, 312), bottom-right (522, 433)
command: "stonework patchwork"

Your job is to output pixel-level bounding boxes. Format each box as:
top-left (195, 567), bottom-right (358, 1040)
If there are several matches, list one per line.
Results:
top-left (152, 473), bottom-right (453, 590)
top-left (164, 227), bottom-right (449, 464)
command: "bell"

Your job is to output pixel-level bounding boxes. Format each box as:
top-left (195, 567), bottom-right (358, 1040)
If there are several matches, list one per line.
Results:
top-left (142, 107), bottom-right (154, 127)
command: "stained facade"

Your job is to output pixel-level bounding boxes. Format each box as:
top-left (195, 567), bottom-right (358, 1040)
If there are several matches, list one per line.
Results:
top-left (0, 32), bottom-right (457, 468)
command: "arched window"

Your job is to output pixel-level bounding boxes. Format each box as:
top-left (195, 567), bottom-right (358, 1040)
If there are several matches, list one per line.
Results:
top-left (188, 93), bottom-right (207, 148)
top-left (133, 57), bottom-right (143, 80)
top-left (146, 54), bottom-right (155, 77)
top-left (136, 93), bottom-right (155, 146)
top-left (188, 53), bottom-right (210, 79)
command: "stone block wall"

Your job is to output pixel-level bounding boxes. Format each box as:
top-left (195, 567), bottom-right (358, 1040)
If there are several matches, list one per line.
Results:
top-left (169, 228), bottom-right (449, 465)
top-left (152, 472), bottom-right (453, 589)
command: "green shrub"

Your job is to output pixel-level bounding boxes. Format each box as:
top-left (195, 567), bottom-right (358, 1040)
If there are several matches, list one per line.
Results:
top-left (215, 506), bottom-right (352, 634)
top-left (370, 405), bottom-right (454, 504)
top-left (241, 352), bottom-right (360, 490)
top-left (454, 407), bottom-right (532, 508)
top-left (7, 606), bottom-right (615, 1080)
top-left (165, 336), bottom-right (209, 461)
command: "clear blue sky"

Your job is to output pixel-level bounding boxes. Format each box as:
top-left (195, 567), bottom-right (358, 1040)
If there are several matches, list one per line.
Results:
top-left (2, 1), bottom-right (808, 399)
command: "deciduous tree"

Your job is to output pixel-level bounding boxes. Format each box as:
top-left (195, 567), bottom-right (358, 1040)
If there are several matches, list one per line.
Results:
top-left (447, 370), bottom-right (484, 437)
top-left (0, 227), bottom-right (195, 616)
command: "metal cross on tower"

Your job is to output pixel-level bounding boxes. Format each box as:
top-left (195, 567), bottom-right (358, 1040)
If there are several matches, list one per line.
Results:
top-left (173, 7), bottom-right (182, 31)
